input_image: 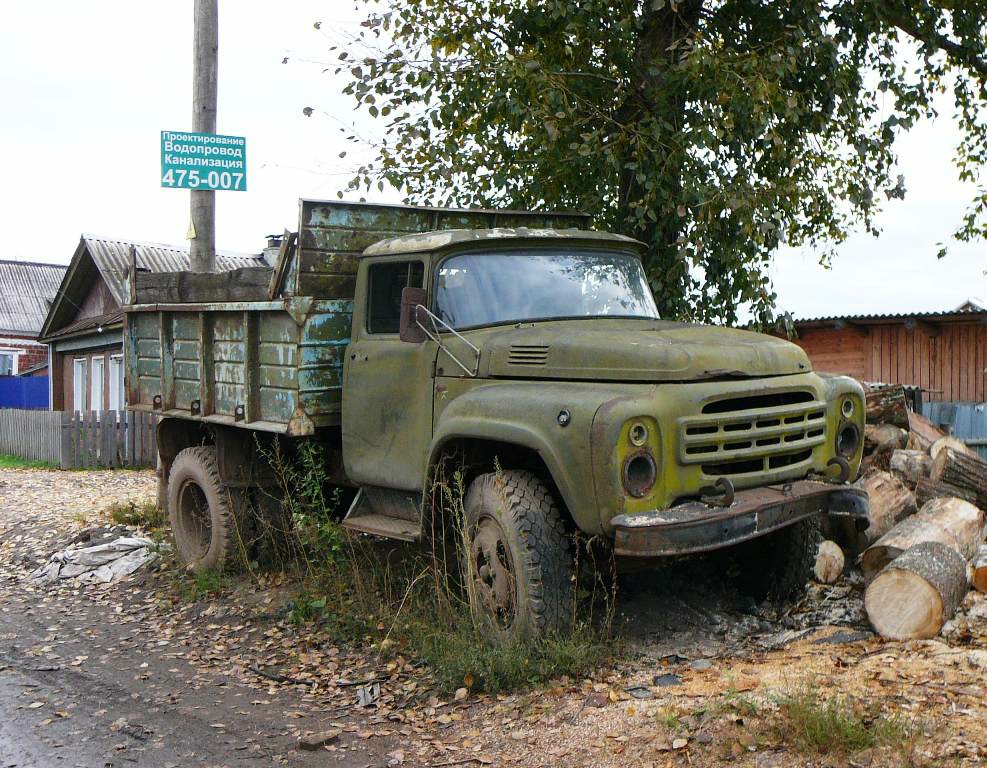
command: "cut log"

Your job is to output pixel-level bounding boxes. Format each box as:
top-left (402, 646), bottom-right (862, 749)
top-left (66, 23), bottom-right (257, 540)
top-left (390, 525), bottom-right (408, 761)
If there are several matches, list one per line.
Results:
top-left (914, 477), bottom-right (976, 507)
top-left (864, 424), bottom-right (909, 453)
top-left (860, 496), bottom-right (985, 579)
top-left (889, 449), bottom-right (933, 487)
top-left (930, 436), bottom-right (972, 461)
top-left (906, 410), bottom-right (947, 452)
top-left (864, 540), bottom-right (969, 640)
top-left (865, 385), bottom-right (909, 429)
top-left (930, 446), bottom-right (987, 507)
top-left (853, 470), bottom-right (917, 551)
top-left (813, 540), bottom-right (845, 584)
top-left (972, 546), bottom-right (987, 593)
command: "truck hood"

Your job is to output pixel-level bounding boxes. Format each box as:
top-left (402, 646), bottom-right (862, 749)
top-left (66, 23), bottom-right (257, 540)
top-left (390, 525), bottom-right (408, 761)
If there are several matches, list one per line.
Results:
top-left (478, 320), bottom-right (811, 382)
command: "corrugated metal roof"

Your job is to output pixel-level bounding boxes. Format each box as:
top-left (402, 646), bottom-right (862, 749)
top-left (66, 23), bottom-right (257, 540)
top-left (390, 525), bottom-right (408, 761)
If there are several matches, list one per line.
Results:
top-left (0, 260), bottom-right (68, 337)
top-left (794, 302), bottom-right (987, 325)
top-left (81, 234), bottom-right (263, 305)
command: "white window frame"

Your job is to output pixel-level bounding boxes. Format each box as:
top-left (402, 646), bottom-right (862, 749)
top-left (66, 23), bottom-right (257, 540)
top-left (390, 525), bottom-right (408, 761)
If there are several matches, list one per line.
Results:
top-left (0, 348), bottom-right (20, 376)
top-left (73, 358), bottom-right (88, 413)
top-left (108, 355), bottom-right (124, 412)
top-left (91, 355), bottom-right (105, 412)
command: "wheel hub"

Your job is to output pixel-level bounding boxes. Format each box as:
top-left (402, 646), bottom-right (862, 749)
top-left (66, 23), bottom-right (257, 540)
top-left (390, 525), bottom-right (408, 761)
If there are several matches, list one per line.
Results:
top-left (470, 517), bottom-right (517, 630)
top-left (177, 480), bottom-right (212, 560)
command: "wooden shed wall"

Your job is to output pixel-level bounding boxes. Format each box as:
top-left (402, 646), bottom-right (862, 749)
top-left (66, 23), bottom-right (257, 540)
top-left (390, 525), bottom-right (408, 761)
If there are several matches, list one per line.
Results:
top-left (793, 320), bottom-right (987, 402)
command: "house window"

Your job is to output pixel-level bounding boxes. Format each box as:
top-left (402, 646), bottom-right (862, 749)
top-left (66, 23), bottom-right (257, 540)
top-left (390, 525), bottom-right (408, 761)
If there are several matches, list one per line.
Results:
top-left (367, 260), bottom-right (425, 334)
top-left (73, 358), bottom-right (87, 412)
top-left (109, 355), bottom-right (124, 411)
top-left (91, 356), bottom-right (105, 411)
top-left (0, 351), bottom-right (14, 376)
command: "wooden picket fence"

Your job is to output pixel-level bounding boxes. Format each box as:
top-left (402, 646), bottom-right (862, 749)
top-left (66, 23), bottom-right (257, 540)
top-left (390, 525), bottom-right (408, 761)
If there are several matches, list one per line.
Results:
top-left (0, 409), bottom-right (157, 469)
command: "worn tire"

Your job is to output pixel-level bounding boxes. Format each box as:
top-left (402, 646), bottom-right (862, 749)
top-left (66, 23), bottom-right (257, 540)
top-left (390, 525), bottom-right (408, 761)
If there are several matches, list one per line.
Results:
top-left (463, 470), bottom-right (574, 641)
top-left (733, 514), bottom-right (823, 601)
top-left (167, 446), bottom-right (247, 571)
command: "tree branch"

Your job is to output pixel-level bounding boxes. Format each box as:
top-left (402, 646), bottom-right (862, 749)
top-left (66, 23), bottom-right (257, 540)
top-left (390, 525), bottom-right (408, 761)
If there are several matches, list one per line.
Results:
top-left (882, 5), bottom-right (987, 78)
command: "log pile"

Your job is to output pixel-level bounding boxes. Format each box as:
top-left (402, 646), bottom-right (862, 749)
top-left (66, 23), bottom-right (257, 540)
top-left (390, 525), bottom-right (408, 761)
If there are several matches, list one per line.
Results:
top-left (849, 384), bottom-right (987, 640)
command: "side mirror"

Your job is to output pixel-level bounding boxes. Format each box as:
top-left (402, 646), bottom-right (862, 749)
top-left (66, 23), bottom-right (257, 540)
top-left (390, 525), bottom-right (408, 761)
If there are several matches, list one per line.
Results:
top-left (399, 286), bottom-right (428, 343)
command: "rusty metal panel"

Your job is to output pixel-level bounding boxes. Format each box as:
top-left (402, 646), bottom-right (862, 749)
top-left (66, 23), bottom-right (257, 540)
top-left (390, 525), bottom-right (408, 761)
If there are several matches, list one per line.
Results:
top-left (294, 200), bottom-right (591, 299)
top-left (298, 301), bottom-right (352, 419)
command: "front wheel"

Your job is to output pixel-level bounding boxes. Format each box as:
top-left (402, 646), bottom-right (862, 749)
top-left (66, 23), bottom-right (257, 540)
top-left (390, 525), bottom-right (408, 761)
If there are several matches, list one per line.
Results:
top-left (462, 470), bottom-right (574, 642)
top-left (731, 514), bottom-right (823, 601)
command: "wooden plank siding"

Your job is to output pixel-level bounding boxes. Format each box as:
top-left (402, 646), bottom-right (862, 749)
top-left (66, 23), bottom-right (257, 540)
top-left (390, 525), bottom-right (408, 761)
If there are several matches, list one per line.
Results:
top-left (793, 319), bottom-right (987, 402)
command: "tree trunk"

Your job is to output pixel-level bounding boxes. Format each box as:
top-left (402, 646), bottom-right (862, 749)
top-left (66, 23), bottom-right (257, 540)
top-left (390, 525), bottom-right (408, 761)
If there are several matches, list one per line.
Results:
top-left (930, 446), bottom-right (987, 507)
top-left (889, 449), bottom-right (932, 487)
top-left (865, 385), bottom-right (909, 429)
top-left (813, 540), bottom-right (844, 584)
top-left (930, 436), bottom-right (972, 461)
top-left (864, 540), bottom-right (969, 640)
top-left (972, 545), bottom-right (987, 593)
top-left (914, 477), bottom-right (977, 507)
top-left (906, 410), bottom-right (946, 452)
top-left (853, 470), bottom-right (917, 551)
top-left (864, 424), bottom-right (908, 453)
top-left (616, 1), bottom-right (703, 319)
top-left (861, 496), bottom-right (984, 578)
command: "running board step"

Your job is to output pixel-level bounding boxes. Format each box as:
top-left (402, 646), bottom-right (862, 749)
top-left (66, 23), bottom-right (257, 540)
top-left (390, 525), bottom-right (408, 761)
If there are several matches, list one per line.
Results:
top-left (342, 487), bottom-right (422, 542)
top-left (342, 513), bottom-right (421, 542)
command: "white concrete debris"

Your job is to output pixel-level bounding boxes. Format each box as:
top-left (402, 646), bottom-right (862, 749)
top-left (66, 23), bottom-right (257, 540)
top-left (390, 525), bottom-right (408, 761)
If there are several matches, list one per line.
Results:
top-left (31, 537), bottom-right (161, 584)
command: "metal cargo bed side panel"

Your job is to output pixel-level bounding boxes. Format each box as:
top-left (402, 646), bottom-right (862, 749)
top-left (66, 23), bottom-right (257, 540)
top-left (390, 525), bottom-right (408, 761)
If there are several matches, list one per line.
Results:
top-left (125, 300), bottom-right (350, 434)
top-left (283, 200), bottom-right (591, 299)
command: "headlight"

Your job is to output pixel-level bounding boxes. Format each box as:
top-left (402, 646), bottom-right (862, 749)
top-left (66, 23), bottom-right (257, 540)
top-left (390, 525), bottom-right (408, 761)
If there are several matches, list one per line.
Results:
top-left (836, 422), bottom-right (860, 457)
top-left (623, 452), bottom-right (657, 498)
top-left (841, 398), bottom-right (855, 418)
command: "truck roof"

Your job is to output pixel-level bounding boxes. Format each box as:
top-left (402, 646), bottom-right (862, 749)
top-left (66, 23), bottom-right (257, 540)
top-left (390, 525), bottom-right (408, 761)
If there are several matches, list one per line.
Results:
top-left (361, 228), bottom-right (645, 258)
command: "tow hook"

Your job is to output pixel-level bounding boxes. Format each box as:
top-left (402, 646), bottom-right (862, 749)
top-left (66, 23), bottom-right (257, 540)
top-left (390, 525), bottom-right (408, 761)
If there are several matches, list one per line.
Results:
top-left (699, 476), bottom-right (735, 507)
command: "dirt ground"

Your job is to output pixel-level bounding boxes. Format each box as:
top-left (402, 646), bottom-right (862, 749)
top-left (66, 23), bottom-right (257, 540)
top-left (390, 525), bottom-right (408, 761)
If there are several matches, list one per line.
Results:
top-left (1, 468), bottom-right (985, 768)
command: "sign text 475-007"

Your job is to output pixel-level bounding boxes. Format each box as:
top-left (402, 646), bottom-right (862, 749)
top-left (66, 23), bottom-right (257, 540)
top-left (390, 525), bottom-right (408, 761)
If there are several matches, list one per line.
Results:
top-left (161, 168), bottom-right (244, 190)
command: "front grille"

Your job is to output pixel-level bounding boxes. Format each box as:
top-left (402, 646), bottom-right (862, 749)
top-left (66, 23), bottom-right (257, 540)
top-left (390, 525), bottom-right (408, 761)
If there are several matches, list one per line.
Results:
top-left (507, 344), bottom-right (549, 366)
top-left (679, 390), bottom-right (825, 476)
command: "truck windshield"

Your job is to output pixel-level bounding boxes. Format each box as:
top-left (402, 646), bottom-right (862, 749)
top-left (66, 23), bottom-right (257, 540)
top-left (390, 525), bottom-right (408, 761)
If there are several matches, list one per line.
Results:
top-left (434, 249), bottom-right (659, 329)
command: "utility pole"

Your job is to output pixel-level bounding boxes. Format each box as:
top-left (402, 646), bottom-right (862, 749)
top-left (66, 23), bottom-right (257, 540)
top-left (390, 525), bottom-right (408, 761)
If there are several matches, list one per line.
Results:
top-left (190, 0), bottom-right (218, 273)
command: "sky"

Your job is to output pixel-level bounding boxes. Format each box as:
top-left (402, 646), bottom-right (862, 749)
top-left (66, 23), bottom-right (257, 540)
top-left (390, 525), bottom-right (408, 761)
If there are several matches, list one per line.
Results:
top-left (0, 0), bottom-right (983, 321)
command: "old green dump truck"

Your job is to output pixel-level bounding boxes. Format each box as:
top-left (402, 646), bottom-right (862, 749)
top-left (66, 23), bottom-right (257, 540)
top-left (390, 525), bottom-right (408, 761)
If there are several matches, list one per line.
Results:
top-left (125, 199), bottom-right (867, 640)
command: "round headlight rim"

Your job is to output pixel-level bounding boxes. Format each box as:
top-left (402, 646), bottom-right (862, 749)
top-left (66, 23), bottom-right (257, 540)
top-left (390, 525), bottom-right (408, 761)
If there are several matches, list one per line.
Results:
top-left (841, 398), bottom-right (855, 419)
top-left (628, 421), bottom-right (649, 447)
top-left (622, 450), bottom-right (658, 498)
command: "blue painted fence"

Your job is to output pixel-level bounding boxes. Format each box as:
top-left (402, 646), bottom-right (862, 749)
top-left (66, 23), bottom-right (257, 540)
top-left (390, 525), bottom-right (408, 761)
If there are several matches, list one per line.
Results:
top-left (0, 377), bottom-right (48, 409)
top-left (923, 401), bottom-right (987, 460)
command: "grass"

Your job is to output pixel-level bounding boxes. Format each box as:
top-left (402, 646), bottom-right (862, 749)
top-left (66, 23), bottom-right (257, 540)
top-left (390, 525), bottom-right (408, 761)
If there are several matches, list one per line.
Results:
top-left (105, 499), bottom-right (165, 529)
top-left (0, 454), bottom-right (54, 469)
top-left (176, 567), bottom-right (235, 602)
top-left (773, 682), bottom-right (917, 757)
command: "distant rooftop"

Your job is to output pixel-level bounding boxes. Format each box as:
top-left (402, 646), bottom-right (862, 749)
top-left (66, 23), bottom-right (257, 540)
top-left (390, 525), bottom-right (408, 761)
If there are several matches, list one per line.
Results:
top-left (0, 260), bottom-right (68, 337)
top-left (794, 299), bottom-right (986, 326)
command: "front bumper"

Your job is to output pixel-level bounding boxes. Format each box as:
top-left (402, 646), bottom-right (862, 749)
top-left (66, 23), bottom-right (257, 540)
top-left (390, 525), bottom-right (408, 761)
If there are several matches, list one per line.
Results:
top-left (610, 480), bottom-right (868, 557)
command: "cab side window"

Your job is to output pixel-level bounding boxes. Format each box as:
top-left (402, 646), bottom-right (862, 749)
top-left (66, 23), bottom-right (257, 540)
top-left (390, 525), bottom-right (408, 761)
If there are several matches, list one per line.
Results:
top-left (367, 260), bottom-right (425, 334)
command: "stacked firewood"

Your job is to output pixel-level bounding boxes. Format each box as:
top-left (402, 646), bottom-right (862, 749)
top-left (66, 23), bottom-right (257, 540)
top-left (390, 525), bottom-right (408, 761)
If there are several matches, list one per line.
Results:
top-left (816, 384), bottom-right (987, 640)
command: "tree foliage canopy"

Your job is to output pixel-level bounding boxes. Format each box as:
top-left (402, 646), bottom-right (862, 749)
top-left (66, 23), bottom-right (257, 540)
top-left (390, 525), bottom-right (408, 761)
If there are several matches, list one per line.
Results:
top-left (331, 1), bottom-right (987, 324)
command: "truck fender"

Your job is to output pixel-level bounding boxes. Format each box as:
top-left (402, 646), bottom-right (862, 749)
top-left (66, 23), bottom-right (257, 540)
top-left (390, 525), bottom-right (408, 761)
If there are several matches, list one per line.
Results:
top-left (426, 418), bottom-right (590, 532)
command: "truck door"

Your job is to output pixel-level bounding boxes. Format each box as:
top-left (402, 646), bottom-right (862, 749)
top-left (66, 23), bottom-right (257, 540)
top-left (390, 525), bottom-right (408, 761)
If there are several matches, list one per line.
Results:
top-left (342, 257), bottom-right (436, 490)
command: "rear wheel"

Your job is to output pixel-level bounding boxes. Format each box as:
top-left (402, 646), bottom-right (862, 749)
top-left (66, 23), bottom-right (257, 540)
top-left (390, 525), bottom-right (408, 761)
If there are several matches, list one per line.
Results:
top-left (167, 446), bottom-right (247, 571)
top-left (463, 470), bottom-right (573, 641)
